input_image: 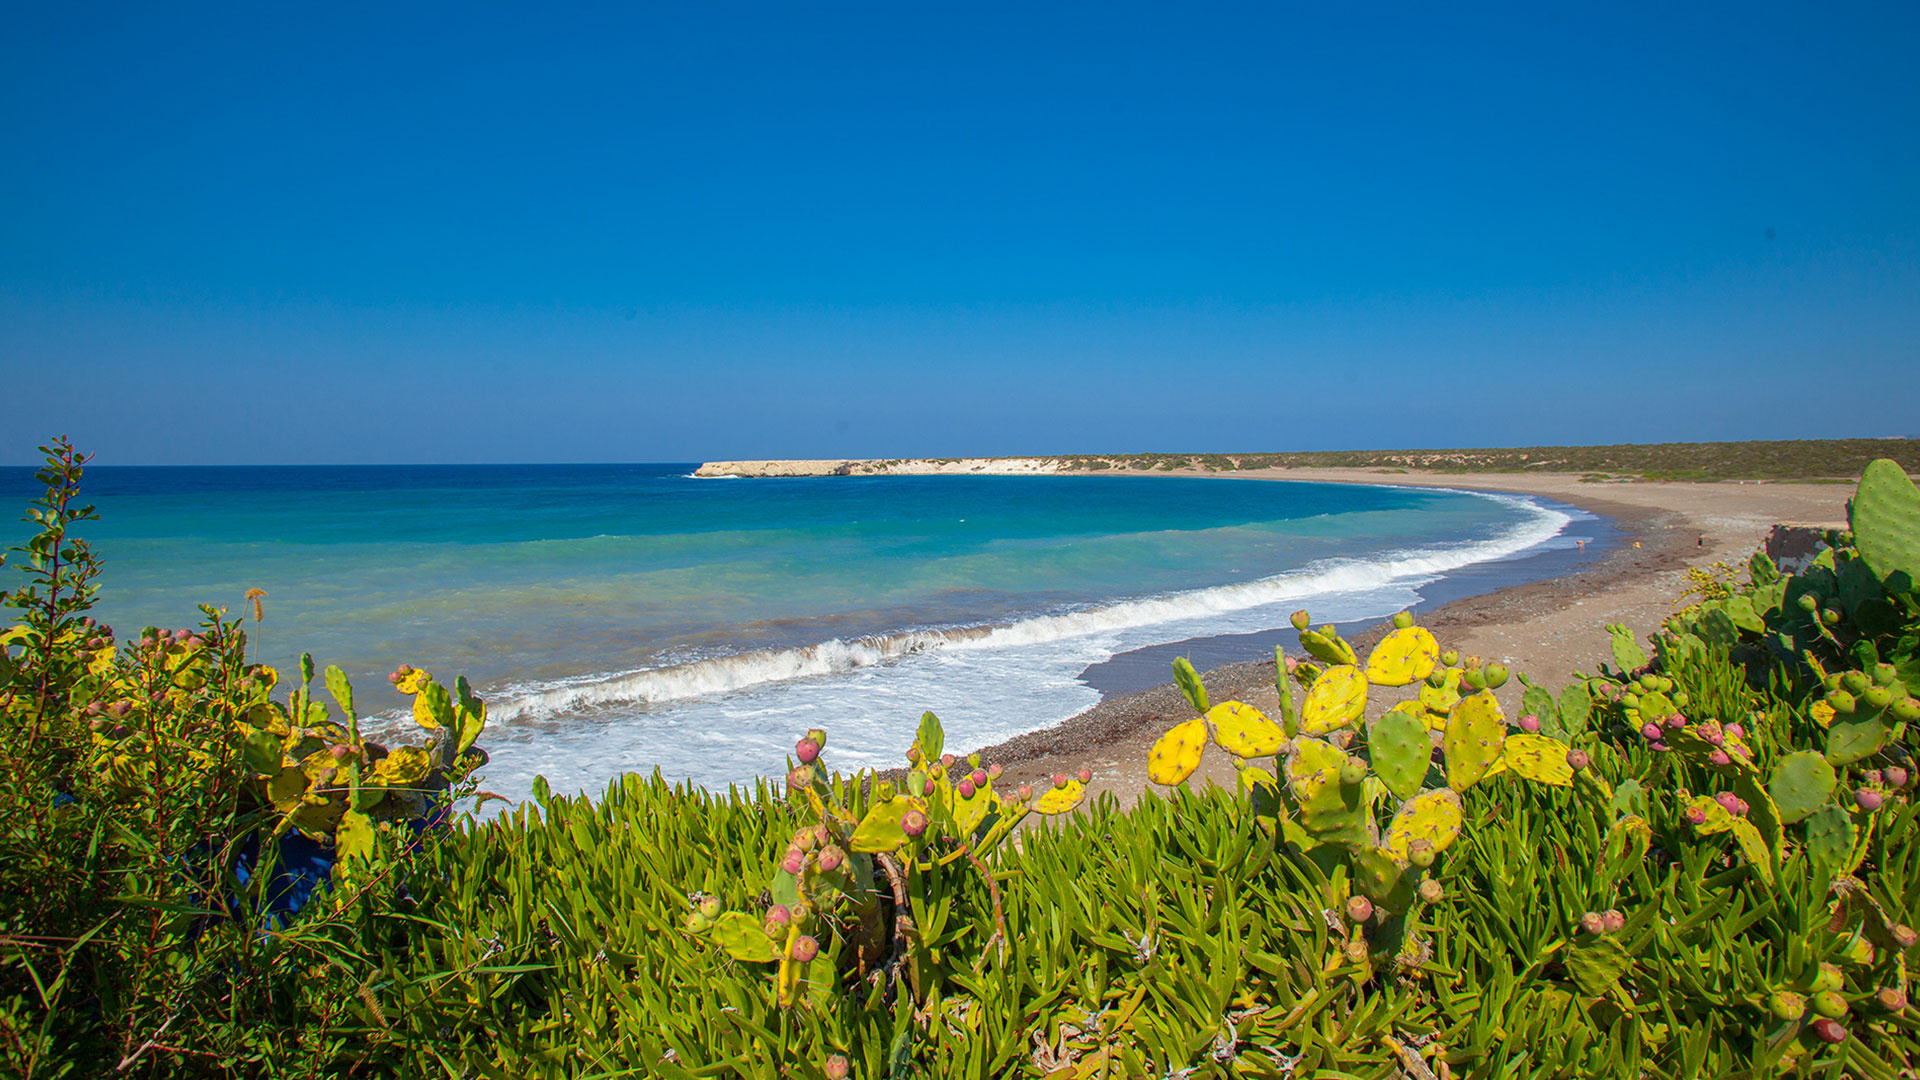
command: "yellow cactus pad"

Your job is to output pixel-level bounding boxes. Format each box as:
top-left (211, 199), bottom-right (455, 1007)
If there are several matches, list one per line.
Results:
top-left (395, 668), bottom-right (432, 695)
top-left (1417, 669), bottom-right (1463, 716)
top-left (1238, 764), bottom-right (1277, 795)
top-left (1033, 778), bottom-right (1085, 815)
top-left (1684, 794), bottom-right (1735, 836)
top-left (1382, 788), bottom-right (1464, 860)
top-left (1502, 733), bottom-right (1574, 787)
top-left (1208, 701), bottom-right (1285, 757)
top-left (1443, 692), bottom-right (1506, 792)
top-left (1810, 700), bottom-right (1836, 728)
top-left (373, 746), bottom-right (432, 786)
top-left (1300, 665), bottom-right (1368, 735)
top-left (1285, 736), bottom-right (1345, 802)
top-left (1148, 718), bottom-right (1208, 785)
top-left (1365, 626), bottom-right (1439, 687)
top-left (952, 784), bottom-right (997, 834)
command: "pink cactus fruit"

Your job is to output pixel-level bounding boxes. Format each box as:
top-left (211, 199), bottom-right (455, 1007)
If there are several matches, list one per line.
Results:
top-left (795, 738), bottom-right (820, 764)
top-left (816, 845), bottom-right (845, 874)
top-left (791, 935), bottom-right (820, 962)
top-left (1856, 788), bottom-right (1884, 811)
top-left (901, 808), bottom-right (928, 837)
top-left (824, 1055), bottom-right (850, 1080)
top-left (957, 779), bottom-right (976, 798)
top-left (1077, 767), bottom-right (1093, 784)
top-left (1601, 909), bottom-right (1625, 933)
top-left (1641, 722), bottom-right (1662, 740)
top-left (1518, 714), bottom-right (1540, 733)
top-left (1017, 783), bottom-right (1033, 801)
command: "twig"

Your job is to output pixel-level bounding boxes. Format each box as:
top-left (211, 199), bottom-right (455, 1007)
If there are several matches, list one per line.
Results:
top-left (875, 852), bottom-right (914, 998)
top-left (114, 1010), bottom-right (180, 1073)
top-left (960, 844), bottom-right (1009, 962)
top-left (1382, 1034), bottom-right (1440, 1080)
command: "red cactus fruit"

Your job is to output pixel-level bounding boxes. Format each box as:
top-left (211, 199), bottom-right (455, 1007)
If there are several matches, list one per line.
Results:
top-left (1878, 988), bottom-right (1908, 1012)
top-left (1856, 789), bottom-right (1885, 811)
top-left (1580, 912), bottom-right (1605, 935)
top-left (1685, 806), bottom-right (1708, 826)
top-left (795, 738), bottom-right (820, 765)
top-left (1709, 750), bottom-right (1731, 767)
top-left (1601, 909), bottom-right (1624, 933)
top-left (791, 935), bottom-right (820, 962)
top-left (1885, 766), bottom-right (1910, 789)
top-left (940, 753), bottom-right (956, 768)
top-left (781, 849), bottom-right (806, 875)
top-left (816, 845), bottom-right (845, 873)
top-left (766, 904), bottom-right (791, 926)
top-left (969, 768), bottom-right (987, 787)
top-left (1077, 767), bottom-right (1093, 784)
top-left (788, 766), bottom-right (812, 790)
top-left (1640, 722), bottom-right (1662, 740)
top-left (1666, 713), bottom-right (1687, 730)
top-left (1518, 714), bottom-right (1540, 733)
top-left (901, 808), bottom-right (928, 837)
top-left (956, 779), bottom-right (976, 798)
top-left (1809, 1017), bottom-right (1848, 1044)
top-left (1567, 749), bottom-right (1590, 770)
top-left (1052, 773), bottom-right (1069, 788)
top-left (987, 763), bottom-right (1003, 780)
top-left (1725, 722), bottom-right (1745, 740)
top-left (1346, 896), bottom-right (1374, 923)
top-left (1017, 784), bottom-right (1033, 801)
top-left (824, 1055), bottom-right (850, 1080)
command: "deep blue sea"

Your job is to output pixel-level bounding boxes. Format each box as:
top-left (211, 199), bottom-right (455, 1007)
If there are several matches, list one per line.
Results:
top-left (0, 464), bottom-right (1589, 801)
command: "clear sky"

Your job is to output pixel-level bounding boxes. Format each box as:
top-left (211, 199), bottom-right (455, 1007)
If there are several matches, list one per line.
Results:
top-left (2, 2), bottom-right (1916, 464)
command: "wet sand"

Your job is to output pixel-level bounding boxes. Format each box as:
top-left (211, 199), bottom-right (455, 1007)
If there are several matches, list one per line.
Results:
top-left (974, 468), bottom-right (1850, 806)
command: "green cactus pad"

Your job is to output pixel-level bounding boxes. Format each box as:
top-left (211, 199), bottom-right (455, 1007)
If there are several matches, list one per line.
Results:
top-left (1208, 701), bottom-right (1285, 758)
top-left (1382, 789), bottom-right (1464, 861)
top-left (1558, 682), bottom-right (1593, 733)
top-left (1767, 751), bottom-right (1837, 824)
top-left (1443, 692), bottom-right (1505, 792)
top-left (1502, 732), bottom-right (1574, 787)
top-left (849, 796), bottom-right (913, 853)
top-left (711, 912), bottom-right (779, 963)
top-left (1520, 684), bottom-right (1559, 731)
top-left (1567, 935), bottom-right (1633, 996)
top-left (1608, 625), bottom-right (1649, 674)
top-left (1825, 710), bottom-right (1891, 766)
top-left (1364, 626), bottom-right (1439, 687)
top-left (915, 710), bottom-right (945, 764)
top-left (1729, 818), bottom-right (1775, 886)
top-left (1354, 845), bottom-right (1408, 901)
top-left (1851, 458), bottom-right (1920, 592)
top-left (1173, 657), bottom-right (1210, 714)
top-left (1148, 718), bottom-right (1208, 785)
top-left (1730, 772), bottom-right (1784, 859)
top-left (1366, 710), bottom-right (1430, 800)
top-left (1299, 627), bottom-right (1359, 668)
top-left (1300, 665), bottom-right (1368, 734)
top-left (1805, 805), bottom-right (1856, 880)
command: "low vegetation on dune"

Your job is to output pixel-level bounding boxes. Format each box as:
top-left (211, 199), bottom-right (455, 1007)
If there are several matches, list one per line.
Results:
top-left (4, 438), bottom-right (1920, 1078)
top-left (1058, 437), bottom-right (1920, 482)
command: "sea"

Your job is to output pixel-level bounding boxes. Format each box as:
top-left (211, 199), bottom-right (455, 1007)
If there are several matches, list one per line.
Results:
top-left (0, 464), bottom-right (1607, 803)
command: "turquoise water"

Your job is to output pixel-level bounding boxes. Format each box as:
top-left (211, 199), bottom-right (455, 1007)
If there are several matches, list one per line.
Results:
top-left (0, 465), bottom-right (1576, 800)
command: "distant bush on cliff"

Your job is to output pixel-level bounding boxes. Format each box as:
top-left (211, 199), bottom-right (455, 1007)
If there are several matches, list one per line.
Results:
top-left (1058, 436), bottom-right (1920, 481)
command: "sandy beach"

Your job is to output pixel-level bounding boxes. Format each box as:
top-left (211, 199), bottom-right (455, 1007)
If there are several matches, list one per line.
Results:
top-left (978, 466), bottom-right (1852, 805)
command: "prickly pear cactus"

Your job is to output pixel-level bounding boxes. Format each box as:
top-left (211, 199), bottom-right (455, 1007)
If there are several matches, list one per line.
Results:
top-left (1381, 789), bottom-right (1463, 862)
top-left (1365, 626), bottom-right (1439, 687)
top-left (1443, 692), bottom-right (1506, 792)
top-left (1767, 751), bottom-right (1837, 824)
top-left (1367, 710), bottom-right (1430, 799)
top-left (1301, 664), bottom-right (1368, 734)
top-left (1850, 458), bottom-right (1920, 591)
top-left (1149, 718), bottom-right (1208, 785)
top-left (1208, 701), bottom-right (1285, 757)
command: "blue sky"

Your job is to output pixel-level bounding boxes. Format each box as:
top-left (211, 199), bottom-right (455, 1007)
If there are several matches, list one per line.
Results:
top-left (2, 2), bottom-right (1916, 464)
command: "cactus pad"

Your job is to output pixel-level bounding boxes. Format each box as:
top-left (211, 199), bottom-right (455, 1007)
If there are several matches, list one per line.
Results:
top-left (1558, 683), bottom-right (1593, 733)
top-left (1502, 732), bottom-right (1574, 787)
top-left (1805, 804), bottom-right (1857, 879)
top-left (1301, 664), bottom-right (1368, 734)
top-left (1354, 845), bottom-right (1408, 901)
top-left (1418, 669), bottom-right (1462, 718)
top-left (1173, 657), bottom-right (1210, 714)
top-left (1367, 709), bottom-right (1431, 799)
top-left (1286, 736), bottom-right (1345, 802)
top-left (1684, 794), bottom-right (1736, 836)
top-left (1729, 818), bottom-right (1775, 885)
top-left (1825, 711), bottom-right (1891, 766)
top-left (1365, 626), bottom-right (1439, 687)
top-left (373, 746), bottom-right (432, 786)
top-left (1382, 789), bottom-right (1464, 861)
top-left (1767, 751), bottom-right (1837, 824)
top-left (1299, 627), bottom-right (1360, 667)
top-left (1033, 777), bottom-right (1086, 816)
top-left (1851, 458), bottom-right (1920, 591)
top-left (711, 912), bottom-right (779, 963)
top-left (1608, 625), bottom-right (1649, 674)
top-left (850, 796), bottom-right (914, 853)
top-left (1208, 701), bottom-right (1285, 758)
top-left (1443, 692), bottom-right (1506, 792)
top-left (1148, 718), bottom-right (1209, 785)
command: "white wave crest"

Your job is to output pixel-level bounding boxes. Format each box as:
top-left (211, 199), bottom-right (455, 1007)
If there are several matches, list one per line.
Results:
top-left (487, 491), bottom-right (1569, 724)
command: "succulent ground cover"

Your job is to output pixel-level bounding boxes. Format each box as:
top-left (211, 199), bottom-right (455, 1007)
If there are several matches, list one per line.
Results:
top-left (3, 440), bottom-right (1918, 1078)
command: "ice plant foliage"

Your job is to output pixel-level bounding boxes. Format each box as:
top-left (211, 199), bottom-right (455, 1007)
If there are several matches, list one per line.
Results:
top-left (1, 444), bottom-right (1919, 1078)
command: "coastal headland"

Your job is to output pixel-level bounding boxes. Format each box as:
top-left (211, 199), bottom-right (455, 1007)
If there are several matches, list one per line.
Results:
top-left (697, 455), bottom-right (1853, 805)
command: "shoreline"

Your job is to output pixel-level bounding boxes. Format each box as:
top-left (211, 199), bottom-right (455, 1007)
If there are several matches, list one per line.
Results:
top-left (967, 466), bottom-right (1849, 805)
